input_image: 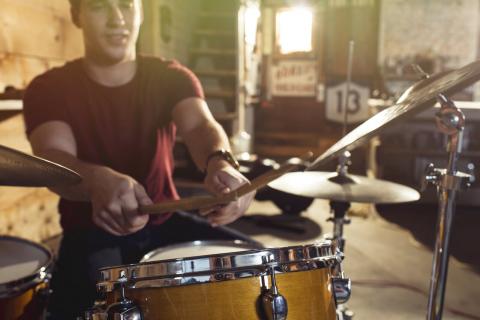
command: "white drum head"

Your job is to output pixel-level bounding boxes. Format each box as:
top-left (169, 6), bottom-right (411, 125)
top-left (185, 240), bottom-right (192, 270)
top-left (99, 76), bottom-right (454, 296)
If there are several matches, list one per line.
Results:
top-left (0, 237), bottom-right (50, 284)
top-left (142, 240), bottom-right (262, 262)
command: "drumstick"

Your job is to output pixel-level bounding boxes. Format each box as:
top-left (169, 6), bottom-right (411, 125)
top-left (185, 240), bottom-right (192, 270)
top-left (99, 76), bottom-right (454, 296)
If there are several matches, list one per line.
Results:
top-left (140, 152), bottom-right (313, 215)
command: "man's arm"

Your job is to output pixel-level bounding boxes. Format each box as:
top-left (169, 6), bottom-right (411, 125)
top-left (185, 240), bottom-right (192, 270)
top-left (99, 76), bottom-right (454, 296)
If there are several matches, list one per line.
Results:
top-left (172, 97), bottom-right (255, 226)
top-left (172, 98), bottom-right (228, 169)
top-left (28, 121), bottom-right (152, 235)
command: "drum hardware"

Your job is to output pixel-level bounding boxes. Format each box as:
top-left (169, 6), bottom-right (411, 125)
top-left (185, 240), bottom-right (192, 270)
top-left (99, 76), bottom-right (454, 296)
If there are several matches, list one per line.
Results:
top-left (327, 200), bottom-right (350, 253)
top-left (105, 271), bottom-right (142, 320)
top-left (421, 94), bottom-right (475, 320)
top-left (259, 255), bottom-right (288, 320)
top-left (332, 277), bottom-right (352, 305)
top-left (325, 151), bottom-right (353, 253)
top-left (0, 144), bottom-right (81, 187)
top-left (330, 244), bottom-right (351, 306)
top-left (342, 40), bottom-right (355, 137)
top-left (83, 301), bottom-right (108, 320)
top-left (336, 304), bottom-right (354, 320)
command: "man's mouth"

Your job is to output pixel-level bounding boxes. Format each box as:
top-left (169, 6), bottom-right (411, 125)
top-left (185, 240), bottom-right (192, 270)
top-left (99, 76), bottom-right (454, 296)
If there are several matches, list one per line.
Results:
top-left (105, 33), bottom-right (129, 45)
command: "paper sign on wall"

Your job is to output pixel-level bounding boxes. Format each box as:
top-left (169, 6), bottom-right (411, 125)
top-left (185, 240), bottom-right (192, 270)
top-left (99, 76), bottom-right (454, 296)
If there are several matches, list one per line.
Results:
top-left (270, 60), bottom-right (317, 97)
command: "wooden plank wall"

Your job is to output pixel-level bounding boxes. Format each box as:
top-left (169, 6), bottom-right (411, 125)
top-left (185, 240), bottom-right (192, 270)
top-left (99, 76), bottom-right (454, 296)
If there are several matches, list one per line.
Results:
top-left (0, 0), bottom-right (82, 242)
top-left (0, 0), bottom-right (83, 92)
top-left (0, 115), bottom-right (62, 242)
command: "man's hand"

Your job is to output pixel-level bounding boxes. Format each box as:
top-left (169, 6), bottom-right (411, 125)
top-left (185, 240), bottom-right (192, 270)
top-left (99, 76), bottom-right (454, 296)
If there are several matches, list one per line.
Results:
top-left (89, 167), bottom-right (153, 236)
top-left (201, 159), bottom-right (255, 226)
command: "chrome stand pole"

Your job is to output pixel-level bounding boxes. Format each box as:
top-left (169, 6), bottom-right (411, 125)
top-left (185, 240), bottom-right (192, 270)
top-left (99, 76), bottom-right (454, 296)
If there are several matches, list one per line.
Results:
top-left (328, 200), bottom-right (351, 253)
top-left (327, 150), bottom-right (354, 252)
top-left (327, 151), bottom-right (353, 319)
top-left (424, 95), bottom-right (474, 320)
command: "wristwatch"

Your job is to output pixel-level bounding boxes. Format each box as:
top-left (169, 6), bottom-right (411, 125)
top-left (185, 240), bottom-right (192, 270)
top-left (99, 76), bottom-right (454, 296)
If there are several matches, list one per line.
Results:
top-left (205, 149), bottom-right (240, 171)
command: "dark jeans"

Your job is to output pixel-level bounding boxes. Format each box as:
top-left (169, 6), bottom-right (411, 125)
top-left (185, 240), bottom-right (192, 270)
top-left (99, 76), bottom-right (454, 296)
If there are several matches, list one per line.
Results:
top-left (47, 213), bottom-right (237, 319)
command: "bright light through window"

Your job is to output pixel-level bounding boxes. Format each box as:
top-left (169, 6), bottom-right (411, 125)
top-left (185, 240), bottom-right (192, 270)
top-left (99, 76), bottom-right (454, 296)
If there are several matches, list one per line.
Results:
top-left (276, 7), bottom-right (313, 54)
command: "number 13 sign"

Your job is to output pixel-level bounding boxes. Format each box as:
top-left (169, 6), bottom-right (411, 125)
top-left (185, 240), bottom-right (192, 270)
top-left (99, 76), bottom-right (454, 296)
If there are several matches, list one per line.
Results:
top-left (325, 82), bottom-right (370, 124)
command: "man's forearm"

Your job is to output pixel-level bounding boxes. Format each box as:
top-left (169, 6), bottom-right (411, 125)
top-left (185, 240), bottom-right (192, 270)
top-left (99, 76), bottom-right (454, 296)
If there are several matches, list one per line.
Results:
top-left (34, 148), bottom-right (102, 201)
top-left (181, 120), bottom-right (231, 172)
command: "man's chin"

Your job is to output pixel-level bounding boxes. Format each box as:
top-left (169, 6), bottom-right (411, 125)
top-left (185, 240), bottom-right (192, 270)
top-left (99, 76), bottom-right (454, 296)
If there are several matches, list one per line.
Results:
top-left (89, 49), bottom-right (135, 66)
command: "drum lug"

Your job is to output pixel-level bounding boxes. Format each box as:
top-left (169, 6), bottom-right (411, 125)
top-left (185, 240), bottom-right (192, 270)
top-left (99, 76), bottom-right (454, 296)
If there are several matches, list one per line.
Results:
top-left (332, 276), bottom-right (352, 304)
top-left (259, 257), bottom-right (288, 320)
top-left (106, 271), bottom-right (143, 320)
top-left (83, 301), bottom-right (108, 320)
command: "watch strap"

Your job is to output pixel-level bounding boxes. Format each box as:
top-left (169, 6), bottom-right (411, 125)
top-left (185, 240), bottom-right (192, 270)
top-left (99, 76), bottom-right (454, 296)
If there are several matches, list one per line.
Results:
top-left (205, 149), bottom-right (240, 171)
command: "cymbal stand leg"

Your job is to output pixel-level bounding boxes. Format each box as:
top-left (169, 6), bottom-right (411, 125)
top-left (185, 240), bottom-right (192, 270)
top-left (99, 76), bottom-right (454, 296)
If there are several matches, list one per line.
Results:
top-left (424, 95), bottom-right (474, 320)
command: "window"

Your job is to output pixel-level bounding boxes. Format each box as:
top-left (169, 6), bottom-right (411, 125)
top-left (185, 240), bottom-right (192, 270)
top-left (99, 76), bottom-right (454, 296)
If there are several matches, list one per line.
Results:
top-left (275, 7), bottom-right (314, 55)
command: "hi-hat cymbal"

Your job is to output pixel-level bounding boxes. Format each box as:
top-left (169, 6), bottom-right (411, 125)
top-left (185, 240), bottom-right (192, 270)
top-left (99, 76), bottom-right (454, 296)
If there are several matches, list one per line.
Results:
top-left (269, 171), bottom-right (420, 204)
top-left (0, 145), bottom-right (82, 187)
top-left (308, 60), bottom-right (480, 170)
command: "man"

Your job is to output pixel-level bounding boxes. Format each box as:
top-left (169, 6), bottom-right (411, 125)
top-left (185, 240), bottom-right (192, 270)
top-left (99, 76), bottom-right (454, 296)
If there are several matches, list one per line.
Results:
top-left (23, 0), bottom-right (255, 318)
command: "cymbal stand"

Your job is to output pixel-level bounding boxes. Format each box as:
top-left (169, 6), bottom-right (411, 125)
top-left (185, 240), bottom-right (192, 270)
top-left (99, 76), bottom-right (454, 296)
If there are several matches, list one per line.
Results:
top-left (330, 40), bottom-right (355, 320)
top-left (328, 39), bottom-right (355, 253)
top-left (326, 151), bottom-right (354, 252)
top-left (328, 200), bottom-right (351, 253)
top-left (423, 94), bottom-right (475, 320)
top-left (328, 151), bottom-right (354, 320)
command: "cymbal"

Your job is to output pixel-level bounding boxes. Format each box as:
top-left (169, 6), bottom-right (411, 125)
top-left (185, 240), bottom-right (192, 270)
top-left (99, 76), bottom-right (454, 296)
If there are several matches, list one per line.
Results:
top-left (269, 171), bottom-right (420, 204)
top-left (0, 145), bottom-right (82, 187)
top-left (308, 60), bottom-right (480, 170)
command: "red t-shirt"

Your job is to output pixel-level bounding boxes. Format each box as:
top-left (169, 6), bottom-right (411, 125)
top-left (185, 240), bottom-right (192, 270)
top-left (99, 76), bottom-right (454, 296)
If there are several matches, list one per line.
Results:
top-left (23, 56), bottom-right (204, 231)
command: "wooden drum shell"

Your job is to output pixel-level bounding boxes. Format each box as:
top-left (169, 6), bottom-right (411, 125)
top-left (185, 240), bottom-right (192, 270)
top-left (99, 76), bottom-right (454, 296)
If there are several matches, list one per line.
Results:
top-left (108, 268), bottom-right (336, 320)
top-left (0, 282), bottom-right (48, 320)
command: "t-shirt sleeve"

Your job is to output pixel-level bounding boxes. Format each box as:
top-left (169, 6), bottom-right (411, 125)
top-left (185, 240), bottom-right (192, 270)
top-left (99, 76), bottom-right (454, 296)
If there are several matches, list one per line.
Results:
top-left (23, 73), bottom-right (67, 136)
top-left (164, 61), bottom-right (205, 109)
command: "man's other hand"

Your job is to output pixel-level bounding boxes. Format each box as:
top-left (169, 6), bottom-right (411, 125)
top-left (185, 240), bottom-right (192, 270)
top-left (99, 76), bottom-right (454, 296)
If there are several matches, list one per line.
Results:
top-left (90, 167), bottom-right (152, 236)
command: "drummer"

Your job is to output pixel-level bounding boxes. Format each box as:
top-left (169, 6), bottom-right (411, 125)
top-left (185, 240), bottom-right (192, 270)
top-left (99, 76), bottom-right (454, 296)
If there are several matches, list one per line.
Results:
top-left (22, 0), bottom-right (255, 318)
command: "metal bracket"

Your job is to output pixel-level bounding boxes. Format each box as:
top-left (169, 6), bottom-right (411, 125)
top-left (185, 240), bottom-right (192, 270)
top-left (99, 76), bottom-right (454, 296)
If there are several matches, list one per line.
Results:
top-left (422, 163), bottom-right (475, 192)
top-left (259, 256), bottom-right (288, 320)
top-left (106, 271), bottom-right (142, 320)
top-left (332, 277), bottom-right (352, 305)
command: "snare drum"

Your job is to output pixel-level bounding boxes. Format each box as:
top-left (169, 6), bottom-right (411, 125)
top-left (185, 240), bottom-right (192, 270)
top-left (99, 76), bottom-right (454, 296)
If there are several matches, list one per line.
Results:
top-left (0, 236), bottom-right (52, 320)
top-left (92, 241), bottom-right (339, 320)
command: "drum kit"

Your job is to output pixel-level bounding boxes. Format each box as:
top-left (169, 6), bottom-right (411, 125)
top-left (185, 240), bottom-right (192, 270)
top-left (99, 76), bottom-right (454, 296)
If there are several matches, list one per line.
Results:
top-left (1, 60), bottom-right (480, 320)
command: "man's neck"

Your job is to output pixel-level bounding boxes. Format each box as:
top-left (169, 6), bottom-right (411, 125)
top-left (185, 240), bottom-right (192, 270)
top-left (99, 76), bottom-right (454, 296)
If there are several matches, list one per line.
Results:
top-left (82, 56), bottom-right (138, 87)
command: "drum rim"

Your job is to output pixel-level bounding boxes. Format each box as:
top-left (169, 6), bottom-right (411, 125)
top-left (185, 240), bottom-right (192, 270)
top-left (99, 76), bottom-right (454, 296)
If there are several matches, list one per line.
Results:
top-left (98, 241), bottom-right (340, 292)
top-left (0, 236), bottom-right (53, 298)
top-left (140, 239), bottom-right (264, 263)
